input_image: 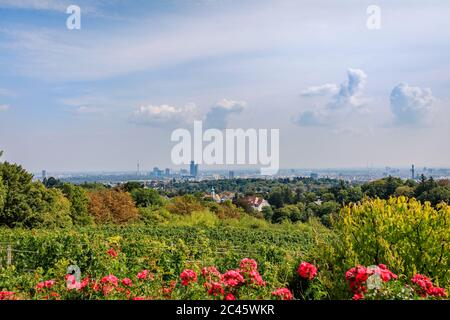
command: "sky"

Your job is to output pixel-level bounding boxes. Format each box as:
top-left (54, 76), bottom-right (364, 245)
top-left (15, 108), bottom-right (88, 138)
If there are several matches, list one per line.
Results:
top-left (0, 0), bottom-right (449, 172)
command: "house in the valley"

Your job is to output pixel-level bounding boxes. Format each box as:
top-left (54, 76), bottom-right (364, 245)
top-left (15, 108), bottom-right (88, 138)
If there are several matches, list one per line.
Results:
top-left (209, 187), bottom-right (236, 203)
top-left (245, 196), bottom-right (270, 212)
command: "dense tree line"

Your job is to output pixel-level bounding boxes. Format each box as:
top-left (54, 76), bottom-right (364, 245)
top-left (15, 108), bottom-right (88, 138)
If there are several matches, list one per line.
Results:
top-left (163, 174), bottom-right (450, 226)
top-left (2, 150), bottom-right (450, 229)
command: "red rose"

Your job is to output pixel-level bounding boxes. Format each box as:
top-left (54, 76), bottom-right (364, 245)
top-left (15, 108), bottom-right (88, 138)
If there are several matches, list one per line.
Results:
top-left (137, 270), bottom-right (149, 280)
top-left (122, 278), bottom-right (133, 287)
top-left (107, 248), bottom-right (118, 258)
top-left (207, 282), bottom-right (224, 297)
top-left (225, 293), bottom-right (236, 300)
top-left (239, 258), bottom-right (258, 271)
top-left (297, 262), bottom-right (317, 280)
top-left (221, 270), bottom-right (244, 287)
top-left (180, 269), bottom-right (198, 286)
top-left (271, 288), bottom-right (293, 300)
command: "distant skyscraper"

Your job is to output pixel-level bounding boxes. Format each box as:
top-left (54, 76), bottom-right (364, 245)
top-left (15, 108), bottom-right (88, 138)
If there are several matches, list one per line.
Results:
top-left (190, 161), bottom-right (195, 176)
top-left (153, 167), bottom-right (163, 177)
top-left (411, 164), bottom-right (415, 180)
top-left (190, 161), bottom-right (198, 177)
top-left (42, 170), bottom-right (47, 181)
top-left (228, 171), bottom-right (234, 179)
top-left (165, 168), bottom-right (170, 176)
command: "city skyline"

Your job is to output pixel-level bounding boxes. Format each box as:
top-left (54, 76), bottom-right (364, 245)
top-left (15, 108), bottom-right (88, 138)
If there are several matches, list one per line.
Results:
top-left (1, 0), bottom-right (450, 172)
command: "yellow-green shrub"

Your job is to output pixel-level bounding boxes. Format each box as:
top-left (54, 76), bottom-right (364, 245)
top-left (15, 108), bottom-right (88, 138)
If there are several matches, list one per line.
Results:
top-left (335, 197), bottom-right (450, 284)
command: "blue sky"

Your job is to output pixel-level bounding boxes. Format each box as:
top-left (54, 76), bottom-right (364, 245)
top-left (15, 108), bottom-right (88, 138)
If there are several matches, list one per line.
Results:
top-left (0, 0), bottom-right (449, 172)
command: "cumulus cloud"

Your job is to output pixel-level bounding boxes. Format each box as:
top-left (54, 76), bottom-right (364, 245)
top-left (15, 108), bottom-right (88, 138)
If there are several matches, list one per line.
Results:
top-left (204, 99), bottom-right (247, 129)
top-left (0, 104), bottom-right (10, 112)
top-left (296, 68), bottom-right (367, 127)
top-left (390, 83), bottom-right (436, 126)
top-left (332, 68), bottom-right (367, 108)
top-left (131, 103), bottom-right (199, 127)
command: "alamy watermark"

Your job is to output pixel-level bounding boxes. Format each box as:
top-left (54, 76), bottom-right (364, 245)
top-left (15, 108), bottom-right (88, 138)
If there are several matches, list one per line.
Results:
top-left (366, 5), bottom-right (381, 30)
top-left (171, 121), bottom-right (279, 175)
top-left (66, 5), bottom-right (81, 30)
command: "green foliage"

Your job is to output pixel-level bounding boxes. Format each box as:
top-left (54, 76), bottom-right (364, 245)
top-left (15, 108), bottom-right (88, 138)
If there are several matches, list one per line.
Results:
top-left (262, 205), bottom-right (273, 221)
top-left (362, 176), bottom-right (403, 199)
top-left (417, 186), bottom-right (450, 206)
top-left (59, 183), bottom-right (93, 226)
top-left (272, 204), bottom-right (307, 223)
top-left (0, 175), bottom-right (6, 213)
top-left (138, 206), bottom-right (172, 225)
top-left (43, 177), bottom-right (63, 188)
top-left (79, 182), bottom-right (108, 191)
top-left (312, 197), bottom-right (450, 299)
top-left (268, 186), bottom-right (295, 209)
top-left (207, 200), bottom-right (242, 219)
top-left (123, 181), bottom-right (142, 192)
top-left (394, 185), bottom-right (414, 197)
top-left (166, 195), bottom-right (204, 216)
top-left (131, 188), bottom-right (164, 207)
top-left (170, 210), bottom-right (220, 228)
top-left (30, 184), bottom-right (73, 228)
top-left (0, 162), bottom-right (72, 228)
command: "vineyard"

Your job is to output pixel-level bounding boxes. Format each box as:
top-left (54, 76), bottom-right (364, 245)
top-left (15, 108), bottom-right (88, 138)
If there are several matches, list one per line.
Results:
top-left (0, 224), bottom-right (316, 276)
top-left (0, 223), bottom-right (326, 299)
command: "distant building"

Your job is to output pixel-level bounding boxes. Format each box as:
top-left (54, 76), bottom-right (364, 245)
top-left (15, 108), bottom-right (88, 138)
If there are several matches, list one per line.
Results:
top-left (314, 199), bottom-right (323, 206)
top-left (165, 168), bottom-right (170, 176)
top-left (310, 173), bottom-right (319, 180)
top-left (210, 189), bottom-right (235, 203)
top-left (411, 164), bottom-right (415, 180)
top-left (153, 167), bottom-right (163, 177)
top-left (228, 171), bottom-right (235, 179)
top-left (190, 161), bottom-right (199, 177)
top-left (245, 196), bottom-right (270, 212)
top-left (220, 191), bottom-right (235, 202)
top-left (210, 187), bottom-right (221, 203)
top-left (42, 170), bottom-right (47, 181)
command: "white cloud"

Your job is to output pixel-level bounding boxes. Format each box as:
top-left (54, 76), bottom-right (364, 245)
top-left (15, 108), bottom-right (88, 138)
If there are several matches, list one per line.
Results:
top-left (331, 68), bottom-right (367, 108)
top-left (0, 104), bottom-right (10, 112)
top-left (300, 83), bottom-right (339, 97)
top-left (296, 68), bottom-right (367, 127)
top-left (131, 103), bottom-right (199, 127)
top-left (390, 83), bottom-right (436, 126)
top-left (204, 99), bottom-right (247, 129)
